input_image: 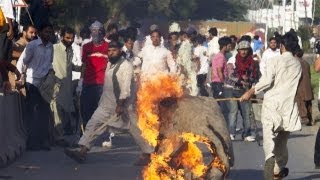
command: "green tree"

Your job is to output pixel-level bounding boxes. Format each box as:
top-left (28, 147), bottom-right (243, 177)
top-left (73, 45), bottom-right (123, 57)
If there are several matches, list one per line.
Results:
top-left (52, 0), bottom-right (248, 28)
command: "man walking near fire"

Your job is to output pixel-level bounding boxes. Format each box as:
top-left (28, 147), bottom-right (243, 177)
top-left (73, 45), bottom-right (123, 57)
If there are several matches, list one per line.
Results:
top-left (64, 41), bottom-right (150, 164)
top-left (241, 32), bottom-right (302, 180)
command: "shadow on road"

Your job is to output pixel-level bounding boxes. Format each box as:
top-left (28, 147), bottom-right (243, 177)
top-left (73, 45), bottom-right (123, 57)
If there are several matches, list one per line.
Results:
top-left (289, 172), bottom-right (320, 180)
top-left (289, 134), bottom-right (314, 139)
top-left (228, 169), bottom-right (263, 179)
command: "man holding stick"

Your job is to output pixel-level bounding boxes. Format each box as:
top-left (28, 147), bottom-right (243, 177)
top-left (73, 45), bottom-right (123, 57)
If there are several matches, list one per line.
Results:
top-left (240, 32), bottom-right (302, 179)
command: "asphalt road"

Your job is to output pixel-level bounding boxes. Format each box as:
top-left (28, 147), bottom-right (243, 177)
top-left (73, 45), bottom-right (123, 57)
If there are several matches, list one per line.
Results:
top-left (0, 123), bottom-right (319, 180)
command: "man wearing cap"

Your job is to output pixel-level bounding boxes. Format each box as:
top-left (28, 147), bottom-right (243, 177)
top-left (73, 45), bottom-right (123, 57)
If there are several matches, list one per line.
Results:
top-left (77, 21), bottom-right (109, 128)
top-left (224, 40), bottom-right (257, 142)
top-left (65, 41), bottom-right (135, 162)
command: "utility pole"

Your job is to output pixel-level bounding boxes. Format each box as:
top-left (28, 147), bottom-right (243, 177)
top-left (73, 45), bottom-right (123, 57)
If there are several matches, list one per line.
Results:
top-left (282, 0), bottom-right (287, 34)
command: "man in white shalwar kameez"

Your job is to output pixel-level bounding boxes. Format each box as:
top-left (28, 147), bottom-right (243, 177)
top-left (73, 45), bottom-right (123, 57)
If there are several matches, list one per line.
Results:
top-left (65, 41), bottom-right (148, 163)
top-left (132, 29), bottom-right (177, 165)
top-left (241, 32), bottom-right (302, 180)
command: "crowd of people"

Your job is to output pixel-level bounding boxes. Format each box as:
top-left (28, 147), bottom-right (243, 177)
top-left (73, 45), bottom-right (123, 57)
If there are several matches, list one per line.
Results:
top-left (1, 0), bottom-right (320, 179)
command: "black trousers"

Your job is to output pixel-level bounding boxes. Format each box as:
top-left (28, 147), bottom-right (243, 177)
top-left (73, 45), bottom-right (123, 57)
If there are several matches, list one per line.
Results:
top-left (0, 24), bottom-right (13, 62)
top-left (25, 83), bottom-right (51, 149)
top-left (315, 127), bottom-right (320, 166)
top-left (196, 74), bottom-right (209, 97)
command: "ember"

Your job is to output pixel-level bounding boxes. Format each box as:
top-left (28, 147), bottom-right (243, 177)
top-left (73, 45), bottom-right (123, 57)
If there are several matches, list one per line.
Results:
top-left (137, 74), bottom-right (233, 180)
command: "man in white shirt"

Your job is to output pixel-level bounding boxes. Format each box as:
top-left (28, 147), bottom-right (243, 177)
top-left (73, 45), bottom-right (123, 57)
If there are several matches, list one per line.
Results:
top-left (260, 37), bottom-right (280, 77)
top-left (194, 35), bottom-right (209, 96)
top-left (178, 31), bottom-right (197, 96)
top-left (16, 23), bottom-right (54, 151)
top-left (0, 0), bottom-right (14, 62)
top-left (241, 32), bottom-right (302, 180)
top-left (139, 29), bottom-right (176, 77)
top-left (207, 27), bottom-right (220, 59)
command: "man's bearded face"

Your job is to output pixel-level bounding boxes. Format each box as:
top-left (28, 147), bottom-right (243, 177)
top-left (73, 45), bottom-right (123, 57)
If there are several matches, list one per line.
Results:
top-left (108, 47), bottom-right (122, 64)
top-left (25, 27), bottom-right (36, 41)
top-left (62, 33), bottom-right (75, 47)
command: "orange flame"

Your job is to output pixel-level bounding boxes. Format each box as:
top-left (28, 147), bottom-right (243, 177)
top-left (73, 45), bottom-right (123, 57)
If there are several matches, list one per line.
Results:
top-left (137, 74), bottom-right (226, 179)
top-left (137, 74), bottom-right (183, 147)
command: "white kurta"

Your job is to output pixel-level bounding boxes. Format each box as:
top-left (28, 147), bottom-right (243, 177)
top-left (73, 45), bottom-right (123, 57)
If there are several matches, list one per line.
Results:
top-left (254, 51), bottom-right (301, 165)
top-left (139, 45), bottom-right (177, 77)
top-left (260, 48), bottom-right (280, 77)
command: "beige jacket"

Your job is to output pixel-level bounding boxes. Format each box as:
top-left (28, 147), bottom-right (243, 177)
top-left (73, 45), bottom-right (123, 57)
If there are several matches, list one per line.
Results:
top-left (255, 52), bottom-right (302, 132)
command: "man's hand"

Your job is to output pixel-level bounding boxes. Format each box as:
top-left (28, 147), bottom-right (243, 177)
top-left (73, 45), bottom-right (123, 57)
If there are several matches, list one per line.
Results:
top-left (7, 27), bottom-right (14, 40)
top-left (240, 88), bottom-right (255, 102)
top-left (2, 81), bottom-right (11, 93)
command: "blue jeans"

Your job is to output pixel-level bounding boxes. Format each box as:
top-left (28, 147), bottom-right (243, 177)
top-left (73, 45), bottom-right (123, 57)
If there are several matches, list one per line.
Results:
top-left (224, 88), bottom-right (252, 137)
top-left (80, 84), bottom-right (103, 127)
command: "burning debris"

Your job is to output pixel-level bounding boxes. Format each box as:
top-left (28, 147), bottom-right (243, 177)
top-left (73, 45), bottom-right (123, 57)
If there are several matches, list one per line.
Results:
top-left (137, 74), bottom-right (234, 180)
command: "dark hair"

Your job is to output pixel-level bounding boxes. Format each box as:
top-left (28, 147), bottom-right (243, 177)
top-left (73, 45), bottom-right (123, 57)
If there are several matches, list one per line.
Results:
top-left (123, 35), bottom-right (135, 43)
top-left (240, 35), bottom-right (252, 43)
top-left (230, 35), bottom-right (238, 42)
top-left (109, 41), bottom-right (123, 49)
top-left (23, 24), bottom-right (36, 32)
top-left (269, 37), bottom-right (277, 42)
top-left (80, 27), bottom-right (91, 39)
top-left (168, 32), bottom-right (179, 40)
top-left (295, 48), bottom-right (304, 58)
top-left (39, 22), bottom-right (53, 31)
top-left (107, 23), bottom-right (118, 32)
top-left (179, 31), bottom-right (187, 36)
top-left (208, 27), bottom-right (218, 36)
top-left (280, 32), bottom-right (299, 53)
top-left (195, 35), bottom-right (206, 45)
top-left (60, 26), bottom-right (75, 37)
top-left (150, 29), bottom-right (162, 37)
top-left (218, 36), bottom-right (232, 50)
top-left (253, 35), bottom-right (260, 40)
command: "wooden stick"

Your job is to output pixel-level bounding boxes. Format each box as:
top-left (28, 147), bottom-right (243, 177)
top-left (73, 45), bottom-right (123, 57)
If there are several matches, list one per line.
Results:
top-left (214, 98), bottom-right (262, 102)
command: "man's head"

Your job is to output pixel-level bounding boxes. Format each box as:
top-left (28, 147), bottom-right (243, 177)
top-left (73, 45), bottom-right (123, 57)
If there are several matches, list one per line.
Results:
top-left (106, 23), bottom-right (119, 41)
top-left (179, 31), bottom-right (188, 42)
top-left (22, 25), bottom-right (37, 42)
top-left (38, 23), bottom-right (54, 43)
top-left (229, 35), bottom-right (238, 50)
top-left (280, 32), bottom-right (299, 54)
top-left (295, 48), bottom-right (304, 58)
top-left (253, 35), bottom-right (260, 41)
top-left (237, 40), bottom-right (251, 58)
top-left (124, 36), bottom-right (135, 51)
top-left (208, 27), bottom-right (218, 40)
top-left (60, 27), bottom-right (75, 47)
top-left (150, 30), bottom-right (162, 47)
top-left (195, 35), bottom-right (205, 46)
top-left (268, 37), bottom-right (277, 51)
top-left (107, 23), bottom-right (118, 35)
top-left (108, 41), bottom-right (123, 64)
top-left (90, 21), bottom-right (105, 44)
top-left (218, 36), bottom-right (232, 52)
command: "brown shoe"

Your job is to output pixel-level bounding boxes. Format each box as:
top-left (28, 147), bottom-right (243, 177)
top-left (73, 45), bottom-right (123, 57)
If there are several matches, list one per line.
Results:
top-left (64, 146), bottom-right (88, 163)
top-left (133, 153), bottom-right (151, 166)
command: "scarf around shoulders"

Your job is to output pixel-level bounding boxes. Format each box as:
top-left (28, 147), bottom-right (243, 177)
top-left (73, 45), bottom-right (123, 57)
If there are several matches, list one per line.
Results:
top-left (235, 53), bottom-right (257, 81)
